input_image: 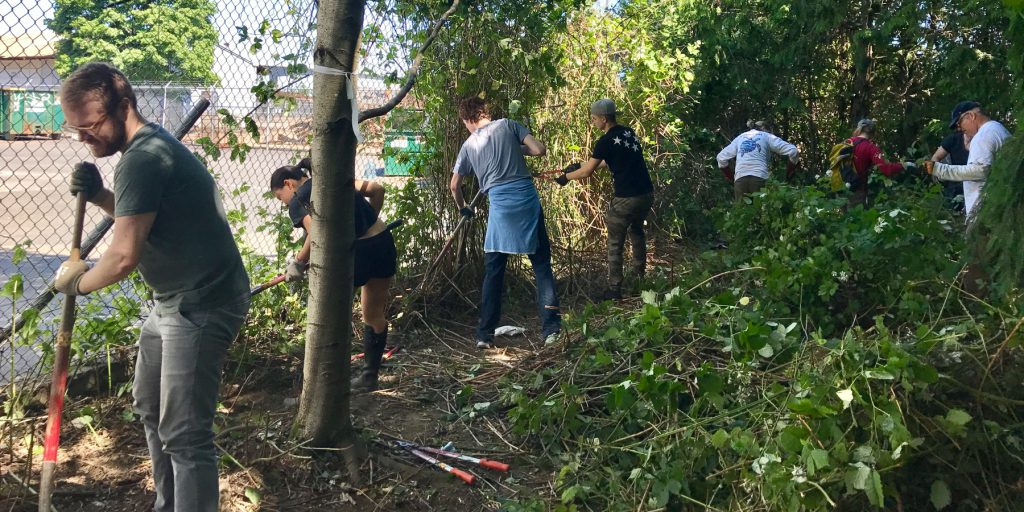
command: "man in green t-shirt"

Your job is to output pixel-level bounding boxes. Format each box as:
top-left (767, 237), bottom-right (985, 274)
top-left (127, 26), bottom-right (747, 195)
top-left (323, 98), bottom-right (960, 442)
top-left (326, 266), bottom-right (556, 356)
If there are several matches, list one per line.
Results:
top-left (53, 62), bottom-right (249, 512)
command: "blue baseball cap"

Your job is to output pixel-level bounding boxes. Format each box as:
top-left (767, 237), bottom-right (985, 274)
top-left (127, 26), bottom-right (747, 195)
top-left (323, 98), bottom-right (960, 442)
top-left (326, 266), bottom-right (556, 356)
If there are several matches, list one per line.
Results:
top-left (949, 101), bottom-right (980, 130)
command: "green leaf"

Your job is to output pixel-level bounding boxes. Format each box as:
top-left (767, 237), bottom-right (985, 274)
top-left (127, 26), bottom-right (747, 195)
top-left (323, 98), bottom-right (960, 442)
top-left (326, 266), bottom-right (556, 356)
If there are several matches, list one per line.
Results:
top-left (12, 244), bottom-right (27, 264)
top-left (807, 449), bottom-right (829, 476)
top-left (930, 480), bottom-right (951, 510)
top-left (863, 369), bottom-right (895, 380)
top-left (866, 469), bottom-right (884, 507)
top-left (710, 429), bottom-right (729, 449)
top-left (641, 290), bottom-right (658, 305)
top-left (244, 487), bottom-right (261, 505)
top-left (697, 371), bottom-right (723, 395)
top-left (1, 274), bottom-right (24, 300)
top-left (945, 409), bottom-right (972, 427)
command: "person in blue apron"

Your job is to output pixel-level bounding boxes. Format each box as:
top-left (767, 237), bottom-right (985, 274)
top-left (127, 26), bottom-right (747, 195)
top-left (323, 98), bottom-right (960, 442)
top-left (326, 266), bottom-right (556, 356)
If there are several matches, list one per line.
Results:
top-left (269, 158), bottom-right (398, 391)
top-left (449, 97), bottom-right (561, 349)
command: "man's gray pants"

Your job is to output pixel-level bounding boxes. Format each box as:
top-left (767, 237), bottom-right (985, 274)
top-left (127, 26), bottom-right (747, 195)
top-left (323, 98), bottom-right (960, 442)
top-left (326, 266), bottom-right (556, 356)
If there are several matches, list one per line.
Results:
top-left (133, 296), bottom-right (250, 512)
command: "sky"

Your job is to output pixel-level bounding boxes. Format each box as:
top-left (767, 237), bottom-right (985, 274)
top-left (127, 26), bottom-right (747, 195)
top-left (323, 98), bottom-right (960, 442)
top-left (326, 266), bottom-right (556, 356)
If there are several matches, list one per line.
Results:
top-left (1, 0), bottom-right (54, 35)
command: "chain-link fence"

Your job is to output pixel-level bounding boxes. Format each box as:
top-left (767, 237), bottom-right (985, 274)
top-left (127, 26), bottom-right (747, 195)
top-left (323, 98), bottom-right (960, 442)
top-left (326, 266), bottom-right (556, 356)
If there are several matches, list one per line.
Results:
top-left (1, 1), bottom-right (424, 386)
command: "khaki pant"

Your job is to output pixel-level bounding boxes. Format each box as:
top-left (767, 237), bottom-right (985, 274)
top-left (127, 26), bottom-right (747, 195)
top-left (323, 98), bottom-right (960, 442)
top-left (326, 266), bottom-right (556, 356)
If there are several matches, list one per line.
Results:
top-left (734, 176), bottom-right (766, 201)
top-left (606, 193), bottom-right (653, 291)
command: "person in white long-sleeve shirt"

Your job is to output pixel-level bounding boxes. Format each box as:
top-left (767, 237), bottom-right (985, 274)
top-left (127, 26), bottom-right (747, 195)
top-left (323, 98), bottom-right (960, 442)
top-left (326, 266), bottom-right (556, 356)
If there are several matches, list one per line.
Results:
top-left (717, 120), bottom-right (800, 201)
top-left (924, 102), bottom-right (1010, 223)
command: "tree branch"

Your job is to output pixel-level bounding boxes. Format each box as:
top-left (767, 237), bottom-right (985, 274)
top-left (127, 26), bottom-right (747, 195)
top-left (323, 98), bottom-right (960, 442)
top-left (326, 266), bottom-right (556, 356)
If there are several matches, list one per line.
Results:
top-left (358, 0), bottom-right (460, 122)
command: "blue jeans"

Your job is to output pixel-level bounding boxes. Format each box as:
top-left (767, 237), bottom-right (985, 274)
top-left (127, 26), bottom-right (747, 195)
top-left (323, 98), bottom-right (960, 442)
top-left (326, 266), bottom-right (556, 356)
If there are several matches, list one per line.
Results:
top-left (476, 213), bottom-right (561, 341)
top-left (133, 295), bottom-right (250, 512)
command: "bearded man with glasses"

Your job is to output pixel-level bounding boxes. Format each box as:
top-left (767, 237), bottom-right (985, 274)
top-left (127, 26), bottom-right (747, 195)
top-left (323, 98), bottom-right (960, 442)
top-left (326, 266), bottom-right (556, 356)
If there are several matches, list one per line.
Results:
top-left (54, 62), bottom-right (250, 512)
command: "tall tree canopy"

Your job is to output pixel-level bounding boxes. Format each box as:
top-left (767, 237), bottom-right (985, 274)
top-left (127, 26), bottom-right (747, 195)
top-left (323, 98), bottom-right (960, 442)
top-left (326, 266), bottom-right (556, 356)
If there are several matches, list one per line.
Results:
top-left (49, 0), bottom-right (218, 82)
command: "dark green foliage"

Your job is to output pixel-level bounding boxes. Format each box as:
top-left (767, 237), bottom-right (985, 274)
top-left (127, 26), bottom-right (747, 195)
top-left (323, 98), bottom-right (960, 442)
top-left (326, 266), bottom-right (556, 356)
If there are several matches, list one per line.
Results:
top-left (49, 0), bottom-right (219, 82)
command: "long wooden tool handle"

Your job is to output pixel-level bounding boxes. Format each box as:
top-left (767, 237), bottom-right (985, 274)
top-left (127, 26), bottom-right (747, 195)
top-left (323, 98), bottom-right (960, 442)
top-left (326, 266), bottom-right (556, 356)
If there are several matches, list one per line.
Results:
top-left (419, 189), bottom-right (484, 292)
top-left (38, 192), bottom-right (87, 511)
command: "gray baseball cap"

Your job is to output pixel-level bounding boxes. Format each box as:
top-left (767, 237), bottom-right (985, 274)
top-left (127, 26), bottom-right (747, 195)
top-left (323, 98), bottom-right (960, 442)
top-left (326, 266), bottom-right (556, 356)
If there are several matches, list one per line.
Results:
top-left (590, 98), bottom-right (616, 116)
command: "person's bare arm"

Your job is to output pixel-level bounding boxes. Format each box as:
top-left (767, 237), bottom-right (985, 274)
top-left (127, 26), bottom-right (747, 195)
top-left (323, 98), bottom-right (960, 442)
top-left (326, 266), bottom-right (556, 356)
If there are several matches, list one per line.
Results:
top-left (931, 146), bottom-right (949, 162)
top-left (565, 158), bottom-right (604, 181)
top-left (76, 212), bottom-right (155, 293)
top-left (522, 135), bottom-right (547, 156)
top-left (296, 215), bottom-right (313, 263)
top-left (89, 189), bottom-right (116, 217)
top-left (450, 173), bottom-right (467, 209)
top-left (354, 178), bottom-right (385, 214)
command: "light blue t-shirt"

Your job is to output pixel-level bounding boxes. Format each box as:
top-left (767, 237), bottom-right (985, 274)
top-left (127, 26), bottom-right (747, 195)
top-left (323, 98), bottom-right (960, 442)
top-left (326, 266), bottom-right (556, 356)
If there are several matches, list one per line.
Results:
top-left (452, 119), bottom-right (532, 193)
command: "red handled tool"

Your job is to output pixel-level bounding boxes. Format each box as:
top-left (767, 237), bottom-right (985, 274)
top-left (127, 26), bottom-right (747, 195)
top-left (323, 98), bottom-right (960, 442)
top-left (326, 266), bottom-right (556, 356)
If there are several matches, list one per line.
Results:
top-left (407, 443), bottom-right (510, 472)
top-left (397, 441), bottom-right (476, 485)
top-left (38, 192), bottom-right (87, 511)
top-left (250, 274), bottom-right (286, 296)
top-left (351, 345), bottom-right (400, 362)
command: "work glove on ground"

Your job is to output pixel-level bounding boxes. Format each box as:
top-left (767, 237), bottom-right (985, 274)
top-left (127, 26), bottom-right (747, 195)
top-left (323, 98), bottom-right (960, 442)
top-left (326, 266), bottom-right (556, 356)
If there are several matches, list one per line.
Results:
top-left (69, 162), bottom-right (103, 201)
top-left (285, 258), bottom-right (308, 282)
top-left (720, 166), bottom-right (735, 183)
top-left (54, 260), bottom-right (89, 296)
top-left (460, 207), bottom-right (475, 219)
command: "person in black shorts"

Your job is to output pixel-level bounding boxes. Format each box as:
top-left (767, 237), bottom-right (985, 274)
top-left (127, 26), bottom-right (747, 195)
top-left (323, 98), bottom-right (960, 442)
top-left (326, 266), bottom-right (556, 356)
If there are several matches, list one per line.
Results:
top-left (269, 158), bottom-right (397, 392)
top-left (930, 130), bottom-right (968, 211)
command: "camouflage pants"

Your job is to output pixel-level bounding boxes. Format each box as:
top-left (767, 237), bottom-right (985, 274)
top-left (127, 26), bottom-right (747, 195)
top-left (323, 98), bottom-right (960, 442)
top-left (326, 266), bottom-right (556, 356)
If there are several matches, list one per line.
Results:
top-left (605, 193), bottom-right (653, 291)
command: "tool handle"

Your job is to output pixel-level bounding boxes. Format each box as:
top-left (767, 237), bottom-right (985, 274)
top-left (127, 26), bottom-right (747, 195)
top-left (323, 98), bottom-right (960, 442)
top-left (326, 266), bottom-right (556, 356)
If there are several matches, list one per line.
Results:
top-left (445, 464), bottom-right (476, 485)
top-left (250, 274), bottom-right (286, 296)
top-left (382, 346), bottom-right (400, 360)
top-left (479, 459), bottom-right (510, 472)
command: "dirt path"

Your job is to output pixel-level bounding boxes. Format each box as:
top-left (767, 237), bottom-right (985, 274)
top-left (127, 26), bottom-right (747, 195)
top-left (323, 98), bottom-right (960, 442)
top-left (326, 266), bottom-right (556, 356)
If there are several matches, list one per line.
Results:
top-left (0, 309), bottom-right (559, 511)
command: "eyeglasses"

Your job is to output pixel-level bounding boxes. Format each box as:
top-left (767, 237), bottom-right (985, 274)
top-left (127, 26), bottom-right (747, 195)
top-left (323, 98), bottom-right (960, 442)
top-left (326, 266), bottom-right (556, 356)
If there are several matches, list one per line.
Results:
top-left (955, 110), bottom-right (975, 130)
top-left (62, 113), bottom-right (108, 140)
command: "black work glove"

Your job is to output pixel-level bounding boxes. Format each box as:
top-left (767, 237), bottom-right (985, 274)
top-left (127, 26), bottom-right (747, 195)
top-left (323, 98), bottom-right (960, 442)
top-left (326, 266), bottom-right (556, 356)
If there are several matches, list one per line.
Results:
top-left (69, 162), bottom-right (102, 201)
top-left (554, 174), bottom-right (570, 187)
top-left (460, 207), bottom-right (475, 219)
top-left (786, 161), bottom-right (799, 181)
top-left (563, 162), bottom-right (581, 173)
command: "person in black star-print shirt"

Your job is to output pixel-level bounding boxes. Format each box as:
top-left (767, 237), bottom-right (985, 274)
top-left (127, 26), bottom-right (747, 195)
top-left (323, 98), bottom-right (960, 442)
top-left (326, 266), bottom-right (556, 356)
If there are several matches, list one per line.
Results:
top-left (552, 98), bottom-right (654, 300)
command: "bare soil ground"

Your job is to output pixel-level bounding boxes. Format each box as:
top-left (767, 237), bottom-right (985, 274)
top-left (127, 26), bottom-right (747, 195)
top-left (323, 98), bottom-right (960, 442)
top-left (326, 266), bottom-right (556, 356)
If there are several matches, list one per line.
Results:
top-left (0, 308), bottom-right (563, 512)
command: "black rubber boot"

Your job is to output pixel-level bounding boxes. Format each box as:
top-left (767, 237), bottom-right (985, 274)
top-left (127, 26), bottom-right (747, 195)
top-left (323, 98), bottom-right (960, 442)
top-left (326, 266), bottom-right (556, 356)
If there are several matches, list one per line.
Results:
top-left (352, 325), bottom-right (387, 393)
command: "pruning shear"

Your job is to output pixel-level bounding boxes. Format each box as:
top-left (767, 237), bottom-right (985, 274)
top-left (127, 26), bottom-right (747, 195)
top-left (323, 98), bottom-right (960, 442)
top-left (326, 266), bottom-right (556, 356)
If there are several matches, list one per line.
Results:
top-left (395, 439), bottom-right (511, 486)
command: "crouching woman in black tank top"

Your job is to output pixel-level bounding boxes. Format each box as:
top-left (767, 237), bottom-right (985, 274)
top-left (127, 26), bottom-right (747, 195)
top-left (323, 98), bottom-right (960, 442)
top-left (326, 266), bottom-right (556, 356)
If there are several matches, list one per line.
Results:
top-left (269, 158), bottom-right (398, 392)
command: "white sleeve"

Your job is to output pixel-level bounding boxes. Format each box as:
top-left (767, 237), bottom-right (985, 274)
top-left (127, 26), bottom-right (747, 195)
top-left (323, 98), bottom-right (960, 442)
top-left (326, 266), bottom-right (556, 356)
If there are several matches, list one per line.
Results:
top-left (933, 162), bottom-right (989, 182)
top-left (767, 134), bottom-right (800, 164)
top-left (716, 138), bottom-right (738, 168)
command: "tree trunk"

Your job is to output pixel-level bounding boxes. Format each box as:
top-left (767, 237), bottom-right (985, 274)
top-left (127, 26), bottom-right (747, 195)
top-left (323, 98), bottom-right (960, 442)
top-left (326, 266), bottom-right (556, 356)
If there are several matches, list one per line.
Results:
top-left (296, 0), bottom-right (365, 459)
top-left (849, 0), bottom-right (874, 125)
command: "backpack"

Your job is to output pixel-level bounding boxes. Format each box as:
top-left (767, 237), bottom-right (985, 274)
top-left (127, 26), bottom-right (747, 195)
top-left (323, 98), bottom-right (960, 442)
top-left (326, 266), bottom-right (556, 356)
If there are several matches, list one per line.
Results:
top-left (828, 138), bottom-right (865, 192)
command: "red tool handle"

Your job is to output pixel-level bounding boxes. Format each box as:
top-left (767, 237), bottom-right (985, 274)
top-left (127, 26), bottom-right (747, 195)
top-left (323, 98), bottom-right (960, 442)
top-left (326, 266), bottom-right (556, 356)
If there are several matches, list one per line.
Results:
top-left (250, 274), bottom-right (285, 296)
top-left (479, 459), bottom-right (510, 472)
top-left (443, 463), bottom-right (476, 485)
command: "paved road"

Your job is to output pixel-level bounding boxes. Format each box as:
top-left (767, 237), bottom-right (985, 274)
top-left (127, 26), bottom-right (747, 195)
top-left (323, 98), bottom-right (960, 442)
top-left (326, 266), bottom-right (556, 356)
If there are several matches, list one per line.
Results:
top-left (1, 136), bottom-right (388, 383)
